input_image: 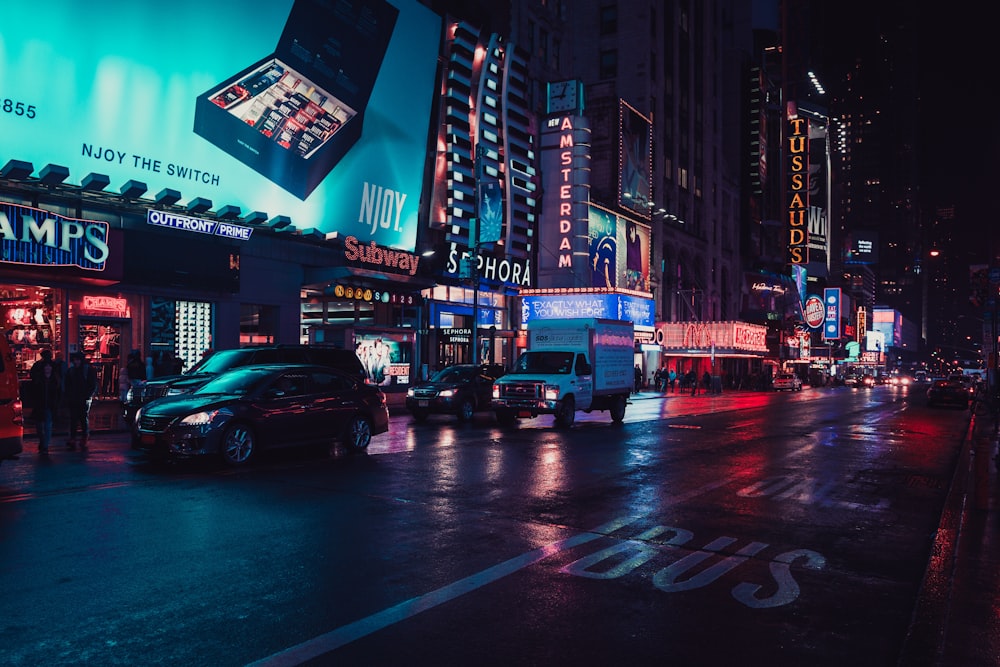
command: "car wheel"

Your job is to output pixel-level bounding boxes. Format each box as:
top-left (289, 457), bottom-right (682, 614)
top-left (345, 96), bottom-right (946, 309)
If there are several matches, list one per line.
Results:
top-left (495, 409), bottom-right (517, 426)
top-left (610, 395), bottom-right (627, 423)
top-left (411, 410), bottom-right (429, 423)
top-left (456, 398), bottom-right (475, 422)
top-left (345, 415), bottom-right (372, 450)
top-left (221, 422), bottom-right (256, 467)
top-left (554, 395), bottom-right (576, 428)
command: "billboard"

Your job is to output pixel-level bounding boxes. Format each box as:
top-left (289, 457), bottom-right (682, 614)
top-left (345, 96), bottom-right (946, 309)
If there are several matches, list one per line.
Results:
top-left (0, 0), bottom-right (441, 252)
top-left (844, 230), bottom-right (880, 265)
top-left (587, 205), bottom-right (651, 293)
top-left (521, 293), bottom-right (655, 328)
top-left (618, 101), bottom-right (652, 216)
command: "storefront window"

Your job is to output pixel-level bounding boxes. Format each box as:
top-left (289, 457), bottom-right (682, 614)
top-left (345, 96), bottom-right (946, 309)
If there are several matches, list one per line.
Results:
top-left (151, 297), bottom-right (213, 375)
top-left (1, 285), bottom-right (61, 379)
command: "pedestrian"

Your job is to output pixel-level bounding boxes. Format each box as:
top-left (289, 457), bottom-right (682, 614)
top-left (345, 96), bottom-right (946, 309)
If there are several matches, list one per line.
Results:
top-left (687, 369), bottom-right (698, 396)
top-left (654, 367), bottom-right (665, 392)
top-left (634, 365), bottom-right (642, 394)
top-left (702, 370), bottom-right (711, 392)
top-left (29, 348), bottom-right (55, 383)
top-left (29, 360), bottom-right (61, 455)
top-left (64, 352), bottom-right (98, 450)
top-left (668, 368), bottom-right (677, 393)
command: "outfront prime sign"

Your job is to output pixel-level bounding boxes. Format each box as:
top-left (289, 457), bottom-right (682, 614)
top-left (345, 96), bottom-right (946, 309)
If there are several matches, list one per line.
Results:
top-left (1, 0), bottom-right (441, 253)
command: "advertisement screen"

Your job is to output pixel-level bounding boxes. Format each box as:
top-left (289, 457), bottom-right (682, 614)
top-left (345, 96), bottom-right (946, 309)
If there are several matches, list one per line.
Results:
top-left (1, 0), bottom-right (441, 253)
top-left (618, 102), bottom-right (652, 215)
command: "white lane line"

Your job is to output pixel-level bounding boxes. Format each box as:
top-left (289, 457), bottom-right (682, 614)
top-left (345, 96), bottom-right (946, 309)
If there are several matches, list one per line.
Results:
top-left (248, 473), bottom-right (779, 666)
top-left (247, 515), bottom-right (641, 666)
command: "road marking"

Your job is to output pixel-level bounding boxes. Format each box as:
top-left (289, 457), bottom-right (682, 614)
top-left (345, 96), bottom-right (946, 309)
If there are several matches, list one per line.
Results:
top-left (248, 455), bottom-right (810, 665)
top-left (247, 515), bottom-right (641, 666)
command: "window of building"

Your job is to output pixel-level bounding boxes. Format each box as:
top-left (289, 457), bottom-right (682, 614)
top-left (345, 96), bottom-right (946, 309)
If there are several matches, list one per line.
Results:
top-left (599, 49), bottom-right (618, 80)
top-left (599, 5), bottom-right (617, 35)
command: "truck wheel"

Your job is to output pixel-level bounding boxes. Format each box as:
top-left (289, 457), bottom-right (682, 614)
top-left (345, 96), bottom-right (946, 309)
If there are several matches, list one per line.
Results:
top-left (610, 395), bottom-right (627, 423)
top-left (554, 395), bottom-right (576, 428)
top-left (495, 409), bottom-right (517, 426)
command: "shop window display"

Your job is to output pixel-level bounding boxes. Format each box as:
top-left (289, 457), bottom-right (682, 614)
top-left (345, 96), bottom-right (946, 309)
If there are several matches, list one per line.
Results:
top-left (2, 286), bottom-right (60, 380)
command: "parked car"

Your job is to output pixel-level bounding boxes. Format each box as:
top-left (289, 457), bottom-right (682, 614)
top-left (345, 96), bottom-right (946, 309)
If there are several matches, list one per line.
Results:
top-left (926, 377), bottom-right (973, 408)
top-left (406, 363), bottom-right (505, 422)
top-left (772, 372), bottom-right (803, 392)
top-left (132, 364), bottom-right (388, 466)
top-left (124, 345), bottom-right (366, 424)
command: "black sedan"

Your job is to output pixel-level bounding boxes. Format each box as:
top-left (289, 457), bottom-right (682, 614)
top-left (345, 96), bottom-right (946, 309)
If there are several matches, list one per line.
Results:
top-left (133, 364), bottom-right (389, 466)
top-left (405, 364), bottom-right (504, 422)
top-left (926, 377), bottom-right (972, 408)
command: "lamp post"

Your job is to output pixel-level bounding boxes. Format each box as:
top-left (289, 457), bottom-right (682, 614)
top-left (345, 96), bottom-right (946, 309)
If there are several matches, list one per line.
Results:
top-left (919, 246), bottom-right (940, 360)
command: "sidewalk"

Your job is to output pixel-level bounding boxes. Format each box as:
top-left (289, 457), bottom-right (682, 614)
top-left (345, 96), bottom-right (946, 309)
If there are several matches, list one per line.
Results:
top-left (901, 396), bottom-right (1000, 666)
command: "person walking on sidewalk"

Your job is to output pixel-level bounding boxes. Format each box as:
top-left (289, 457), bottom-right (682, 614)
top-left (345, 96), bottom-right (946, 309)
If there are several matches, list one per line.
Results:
top-left (29, 360), bottom-right (61, 455)
top-left (687, 369), bottom-right (698, 396)
top-left (64, 352), bottom-right (98, 450)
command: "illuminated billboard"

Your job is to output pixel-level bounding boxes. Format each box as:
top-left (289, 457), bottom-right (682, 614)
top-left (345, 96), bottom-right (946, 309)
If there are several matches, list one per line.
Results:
top-left (619, 102), bottom-right (652, 216)
top-left (844, 230), bottom-right (880, 265)
top-left (521, 293), bottom-right (654, 328)
top-left (1, 0), bottom-right (441, 253)
top-left (588, 204), bottom-right (651, 293)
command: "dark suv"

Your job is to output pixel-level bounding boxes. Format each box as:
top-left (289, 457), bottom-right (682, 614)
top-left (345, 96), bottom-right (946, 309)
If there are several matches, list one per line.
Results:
top-left (405, 363), bottom-right (505, 422)
top-left (124, 345), bottom-right (366, 424)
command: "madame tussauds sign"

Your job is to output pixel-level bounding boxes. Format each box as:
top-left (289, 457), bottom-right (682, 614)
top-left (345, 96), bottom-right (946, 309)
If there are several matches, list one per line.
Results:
top-left (0, 202), bottom-right (109, 269)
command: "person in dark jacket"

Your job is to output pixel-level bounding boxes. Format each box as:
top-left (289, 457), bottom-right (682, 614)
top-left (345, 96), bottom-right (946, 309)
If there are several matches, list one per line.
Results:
top-left (30, 361), bottom-right (61, 454)
top-left (64, 352), bottom-right (98, 450)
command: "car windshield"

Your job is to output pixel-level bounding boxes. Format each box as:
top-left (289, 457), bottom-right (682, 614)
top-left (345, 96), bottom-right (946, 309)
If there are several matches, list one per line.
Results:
top-left (186, 349), bottom-right (257, 375)
top-left (513, 351), bottom-right (574, 374)
top-left (431, 366), bottom-right (477, 382)
top-left (194, 367), bottom-right (275, 395)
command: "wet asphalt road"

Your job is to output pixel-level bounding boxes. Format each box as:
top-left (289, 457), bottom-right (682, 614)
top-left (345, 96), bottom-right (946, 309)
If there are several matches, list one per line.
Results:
top-left (0, 384), bottom-right (970, 666)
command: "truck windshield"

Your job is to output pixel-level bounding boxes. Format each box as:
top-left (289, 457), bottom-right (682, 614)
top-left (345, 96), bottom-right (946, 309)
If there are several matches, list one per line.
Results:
top-left (513, 351), bottom-right (574, 374)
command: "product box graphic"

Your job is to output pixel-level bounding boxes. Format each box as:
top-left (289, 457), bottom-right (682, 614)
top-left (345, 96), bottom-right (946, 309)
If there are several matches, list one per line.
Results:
top-left (194, 0), bottom-right (398, 200)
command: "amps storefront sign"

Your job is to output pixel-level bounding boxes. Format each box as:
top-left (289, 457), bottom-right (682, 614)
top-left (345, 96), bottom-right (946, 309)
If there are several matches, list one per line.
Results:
top-left (655, 321), bottom-right (768, 356)
top-left (1, 202), bottom-right (109, 270)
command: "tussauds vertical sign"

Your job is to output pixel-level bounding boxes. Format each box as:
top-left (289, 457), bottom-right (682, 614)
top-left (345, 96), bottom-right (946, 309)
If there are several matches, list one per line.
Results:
top-left (787, 113), bottom-right (809, 265)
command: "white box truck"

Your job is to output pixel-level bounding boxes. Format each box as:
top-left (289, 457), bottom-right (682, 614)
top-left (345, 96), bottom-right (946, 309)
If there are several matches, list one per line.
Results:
top-left (491, 318), bottom-right (635, 427)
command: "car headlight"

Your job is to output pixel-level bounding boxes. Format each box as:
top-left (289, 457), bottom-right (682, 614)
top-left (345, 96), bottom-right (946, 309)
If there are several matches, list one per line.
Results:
top-left (439, 388), bottom-right (456, 398)
top-left (134, 407), bottom-right (143, 423)
top-left (544, 384), bottom-right (560, 401)
top-left (406, 388), bottom-right (416, 397)
top-left (180, 409), bottom-right (219, 426)
top-left (165, 387), bottom-right (188, 397)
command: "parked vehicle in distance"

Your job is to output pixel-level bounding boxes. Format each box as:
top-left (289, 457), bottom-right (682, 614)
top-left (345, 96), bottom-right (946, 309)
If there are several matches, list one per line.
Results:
top-left (132, 364), bottom-right (388, 466)
top-left (772, 372), bottom-right (803, 392)
top-left (406, 364), bottom-right (505, 422)
top-left (926, 377), bottom-right (972, 408)
top-left (0, 335), bottom-right (23, 466)
top-left (124, 345), bottom-right (366, 424)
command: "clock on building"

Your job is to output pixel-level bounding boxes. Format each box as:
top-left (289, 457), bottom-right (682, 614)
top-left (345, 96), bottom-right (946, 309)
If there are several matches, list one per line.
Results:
top-left (548, 80), bottom-right (579, 114)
